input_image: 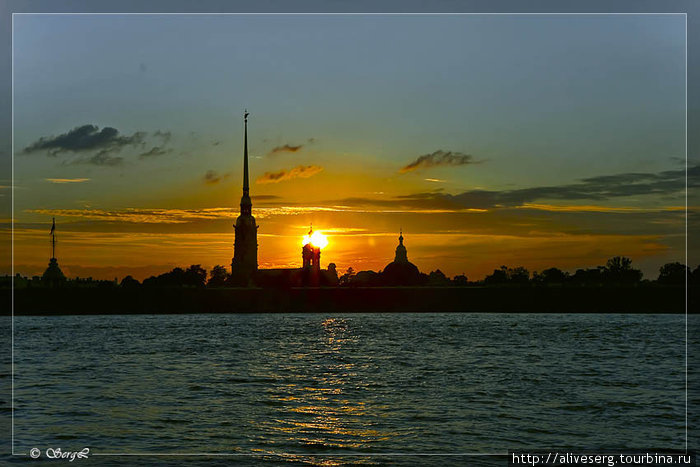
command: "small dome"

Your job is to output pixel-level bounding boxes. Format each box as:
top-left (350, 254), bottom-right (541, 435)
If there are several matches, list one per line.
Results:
top-left (382, 260), bottom-right (421, 286)
top-left (381, 230), bottom-right (421, 285)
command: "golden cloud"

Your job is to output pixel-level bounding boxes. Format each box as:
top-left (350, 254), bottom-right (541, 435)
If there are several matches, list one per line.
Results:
top-left (45, 178), bottom-right (91, 184)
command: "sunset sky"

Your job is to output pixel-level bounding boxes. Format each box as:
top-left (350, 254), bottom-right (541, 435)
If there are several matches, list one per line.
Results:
top-left (6, 13), bottom-right (696, 280)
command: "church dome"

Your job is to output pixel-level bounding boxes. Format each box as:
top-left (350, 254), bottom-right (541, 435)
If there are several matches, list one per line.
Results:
top-left (381, 231), bottom-right (422, 286)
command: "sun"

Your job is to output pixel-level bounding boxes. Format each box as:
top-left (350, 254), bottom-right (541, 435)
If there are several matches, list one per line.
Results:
top-left (302, 230), bottom-right (329, 249)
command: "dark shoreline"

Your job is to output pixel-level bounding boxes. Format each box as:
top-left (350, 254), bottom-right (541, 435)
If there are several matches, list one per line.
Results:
top-left (4, 285), bottom-right (694, 315)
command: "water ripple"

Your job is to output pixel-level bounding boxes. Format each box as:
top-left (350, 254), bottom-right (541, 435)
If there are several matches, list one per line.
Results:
top-left (6, 313), bottom-right (695, 460)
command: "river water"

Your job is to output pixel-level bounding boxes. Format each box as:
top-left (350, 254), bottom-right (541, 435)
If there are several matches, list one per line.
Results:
top-left (5, 313), bottom-right (697, 465)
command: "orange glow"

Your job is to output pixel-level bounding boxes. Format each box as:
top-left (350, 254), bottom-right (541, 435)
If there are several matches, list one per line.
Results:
top-left (302, 230), bottom-right (329, 249)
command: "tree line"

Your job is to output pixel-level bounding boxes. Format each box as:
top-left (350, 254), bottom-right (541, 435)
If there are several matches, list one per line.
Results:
top-left (4, 256), bottom-right (696, 289)
top-left (119, 257), bottom-right (697, 288)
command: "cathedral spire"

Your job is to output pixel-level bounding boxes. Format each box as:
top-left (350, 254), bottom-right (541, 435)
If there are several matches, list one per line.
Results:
top-left (243, 109), bottom-right (249, 195)
top-left (232, 109), bottom-right (258, 283)
top-left (240, 110), bottom-right (252, 216)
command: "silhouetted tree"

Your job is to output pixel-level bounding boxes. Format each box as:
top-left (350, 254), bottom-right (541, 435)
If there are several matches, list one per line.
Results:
top-left (603, 256), bottom-right (642, 285)
top-left (339, 267), bottom-right (356, 286)
top-left (692, 265), bottom-right (700, 286)
top-left (142, 266), bottom-right (200, 287)
top-left (484, 266), bottom-right (508, 285)
top-left (428, 269), bottom-right (450, 286)
top-left (120, 275), bottom-right (140, 288)
top-left (657, 262), bottom-right (689, 285)
top-left (509, 267), bottom-right (530, 284)
top-left (453, 274), bottom-right (468, 286)
top-left (184, 265), bottom-right (207, 287)
top-left (166, 267), bottom-right (185, 286)
top-left (484, 266), bottom-right (529, 285)
top-left (533, 267), bottom-right (569, 285)
top-left (571, 267), bottom-right (604, 286)
top-left (207, 265), bottom-right (229, 287)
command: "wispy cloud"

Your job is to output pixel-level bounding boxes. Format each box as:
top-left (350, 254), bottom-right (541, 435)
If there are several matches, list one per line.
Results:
top-left (25, 206), bottom-right (347, 224)
top-left (517, 203), bottom-right (688, 213)
top-left (138, 146), bottom-right (172, 159)
top-left (26, 207), bottom-right (237, 224)
top-left (349, 165), bottom-right (699, 211)
top-left (294, 227), bottom-right (368, 234)
top-left (68, 153), bottom-right (124, 166)
top-left (268, 143), bottom-right (303, 156)
top-left (203, 170), bottom-right (231, 185)
top-left (153, 130), bottom-right (171, 144)
top-left (257, 165), bottom-right (323, 184)
top-left (45, 178), bottom-right (90, 184)
top-left (400, 150), bottom-right (481, 173)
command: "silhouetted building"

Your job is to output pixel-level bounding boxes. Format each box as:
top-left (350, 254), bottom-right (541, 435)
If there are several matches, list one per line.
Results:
top-left (225, 111), bottom-right (338, 288)
top-left (231, 110), bottom-right (258, 285)
top-left (302, 226), bottom-right (322, 272)
top-left (382, 230), bottom-right (422, 286)
top-left (42, 217), bottom-right (66, 287)
top-left (256, 227), bottom-right (337, 287)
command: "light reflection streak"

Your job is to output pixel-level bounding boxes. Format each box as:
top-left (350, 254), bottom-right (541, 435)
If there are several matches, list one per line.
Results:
top-left (253, 317), bottom-right (395, 463)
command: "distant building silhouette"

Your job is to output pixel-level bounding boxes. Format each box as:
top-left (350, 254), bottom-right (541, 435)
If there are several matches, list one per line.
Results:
top-left (302, 225), bottom-right (322, 272)
top-left (231, 110), bottom-right (258, 285)
top-left (382, 230), bottom-right (422, 286)
top-left (42, 217), bottom-right (66, 287)
top-left (256, 226), bottom-right (337, 287)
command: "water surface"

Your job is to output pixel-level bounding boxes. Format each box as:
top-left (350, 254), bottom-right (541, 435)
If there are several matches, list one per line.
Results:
top-left (5, 313), bottom-right (696, 465)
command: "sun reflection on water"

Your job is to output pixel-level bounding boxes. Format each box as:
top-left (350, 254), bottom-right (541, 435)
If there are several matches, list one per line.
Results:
top-left (254, 317), bottom-right (395, 463)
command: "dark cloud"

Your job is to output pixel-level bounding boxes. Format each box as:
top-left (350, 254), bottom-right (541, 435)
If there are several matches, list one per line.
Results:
top-left (203, 170), bottom-right (230, 185)
top-left (138, 146), bottom-right (172, 159)
top-left (23, 124), bottom-right (145, 156)
top-left (400, 150), bottom-right (481, 173)
top-left (268, 144), bottom-right (303, 156)
top-left (153, 130), bottom-right (171, 144)
top-left (253, 195), bottom-right (282, 201)
top-left (669, 156), bottom-right (686, 166)
top-left (338, 165), bottom-right (699, 211)
top-left (486, 165), bottom-right (697, 207)
top-left (257, 165), bottom-right (323, 184)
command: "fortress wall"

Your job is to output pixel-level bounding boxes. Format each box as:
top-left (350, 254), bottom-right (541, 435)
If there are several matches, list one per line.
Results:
top-left (6, 286), bottom-right (690, 315)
